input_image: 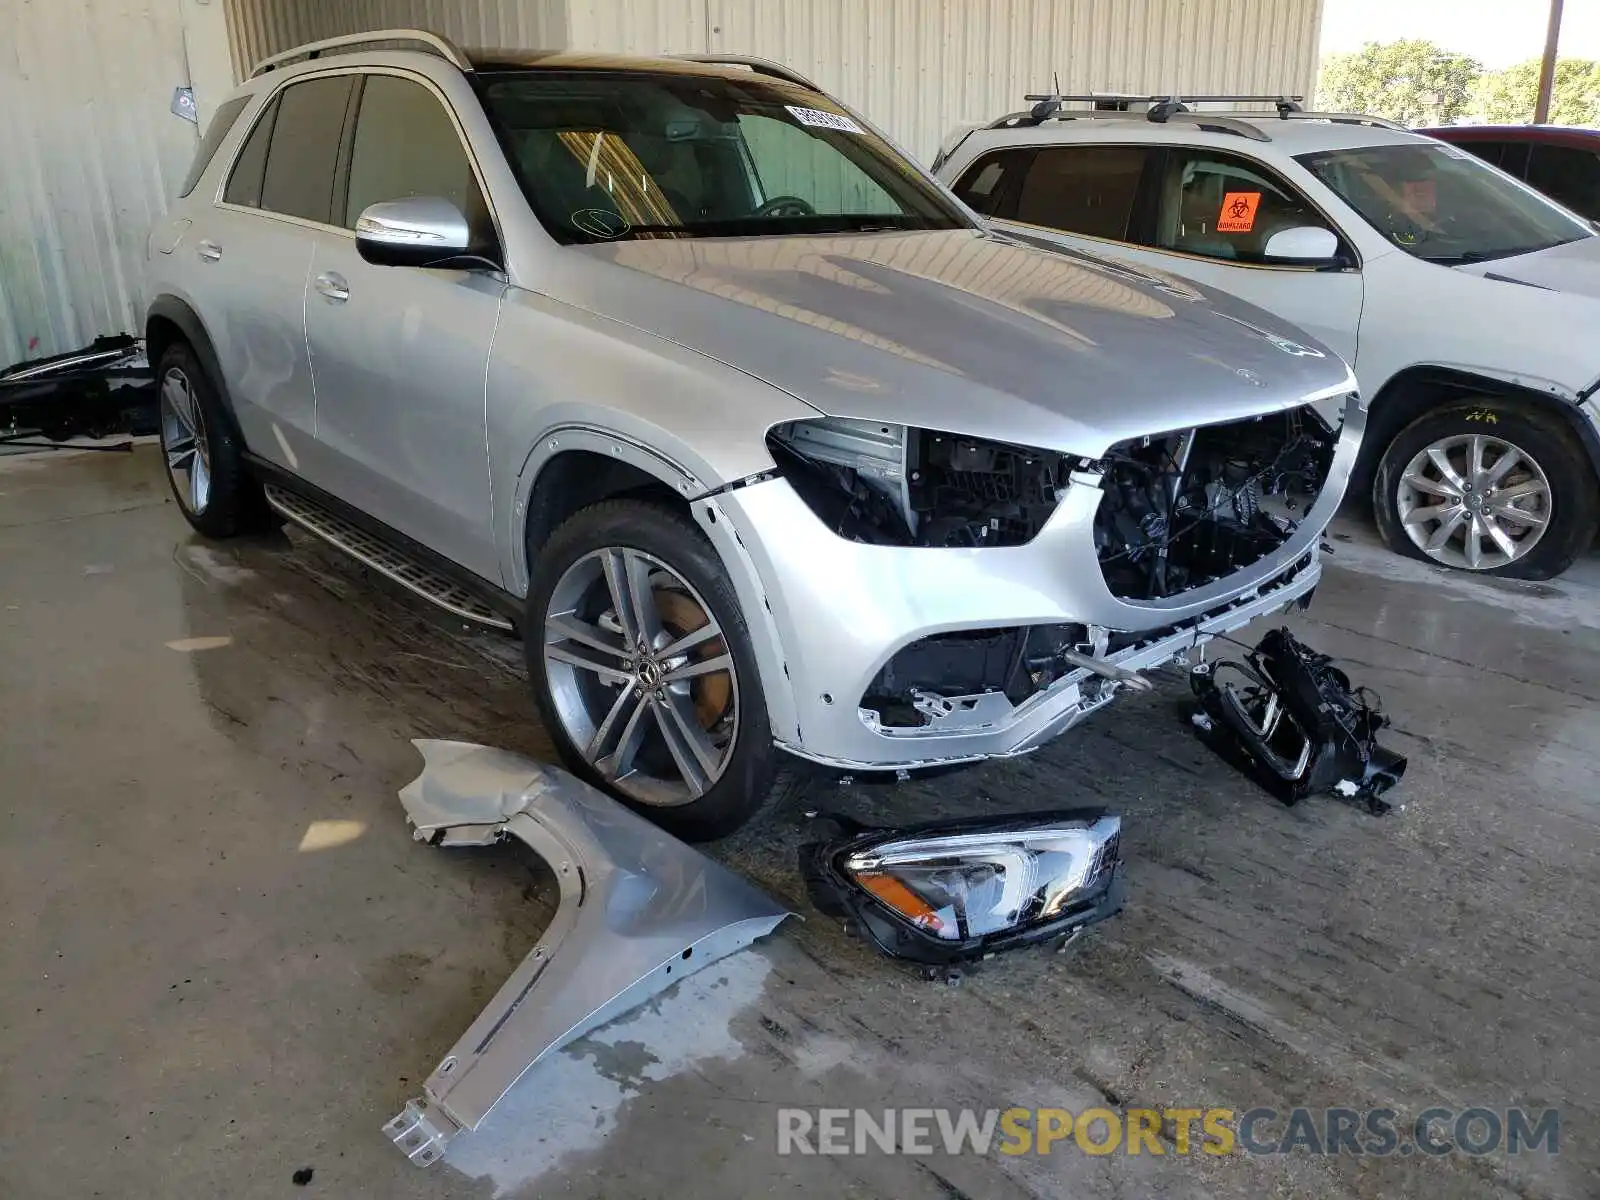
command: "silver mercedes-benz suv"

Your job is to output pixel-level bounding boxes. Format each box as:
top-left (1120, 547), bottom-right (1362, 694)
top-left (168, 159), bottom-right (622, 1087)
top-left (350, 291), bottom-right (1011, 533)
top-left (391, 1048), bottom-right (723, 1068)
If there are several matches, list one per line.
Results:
top-left (146, 31), bottom-right (1362, 838)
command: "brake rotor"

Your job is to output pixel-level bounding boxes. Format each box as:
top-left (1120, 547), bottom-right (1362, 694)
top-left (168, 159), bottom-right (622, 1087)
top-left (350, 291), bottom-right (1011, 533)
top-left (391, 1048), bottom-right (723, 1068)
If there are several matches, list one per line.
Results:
top-left (653, 587), bottom-right (732, 729)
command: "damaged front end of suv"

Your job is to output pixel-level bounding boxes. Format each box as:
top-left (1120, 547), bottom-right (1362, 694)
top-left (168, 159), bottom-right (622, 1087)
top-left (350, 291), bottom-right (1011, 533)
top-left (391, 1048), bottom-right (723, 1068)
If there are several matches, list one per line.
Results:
top-left (1091, 406), bottom-right (1339, 602)
top-left (742, 385), bottom-right (1360, 773)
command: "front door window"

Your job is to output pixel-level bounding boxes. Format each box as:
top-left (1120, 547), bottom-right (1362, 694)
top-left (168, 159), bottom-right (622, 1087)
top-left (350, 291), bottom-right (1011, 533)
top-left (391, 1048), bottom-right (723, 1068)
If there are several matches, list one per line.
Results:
top-left (1146, 149), bottom-right (1337, 264)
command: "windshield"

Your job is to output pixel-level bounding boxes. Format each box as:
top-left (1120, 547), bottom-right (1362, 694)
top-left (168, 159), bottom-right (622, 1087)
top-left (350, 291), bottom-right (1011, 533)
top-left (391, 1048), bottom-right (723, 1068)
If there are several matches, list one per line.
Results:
top-left (1296, 142), bottom-right (1593, 265)
top-left (478, 70), bottom-right (971, 244)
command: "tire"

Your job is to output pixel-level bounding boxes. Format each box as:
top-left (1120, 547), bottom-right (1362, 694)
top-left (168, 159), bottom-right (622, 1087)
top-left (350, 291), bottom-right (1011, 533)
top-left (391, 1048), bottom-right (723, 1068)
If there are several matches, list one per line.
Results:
top-left (524, 498), bottom-right (800, 840)
top-left (1372, 398), bottom-right (1598, 580)
top-left (155, 342), bottom-right (270, 538)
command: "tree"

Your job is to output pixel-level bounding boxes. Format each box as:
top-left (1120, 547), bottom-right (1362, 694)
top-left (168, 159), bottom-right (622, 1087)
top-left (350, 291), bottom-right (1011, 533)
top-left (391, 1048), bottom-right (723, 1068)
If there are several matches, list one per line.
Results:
top-left (1317, 40), bottom-right (1483, 127)
top-left (1476, 57), bottom-right (1600, 125)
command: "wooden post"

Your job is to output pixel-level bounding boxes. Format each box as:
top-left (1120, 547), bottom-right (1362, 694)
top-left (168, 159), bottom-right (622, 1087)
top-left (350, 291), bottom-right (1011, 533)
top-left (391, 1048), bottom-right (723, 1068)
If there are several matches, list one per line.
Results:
top-left (1534, 0), bottom-right (1565, 124)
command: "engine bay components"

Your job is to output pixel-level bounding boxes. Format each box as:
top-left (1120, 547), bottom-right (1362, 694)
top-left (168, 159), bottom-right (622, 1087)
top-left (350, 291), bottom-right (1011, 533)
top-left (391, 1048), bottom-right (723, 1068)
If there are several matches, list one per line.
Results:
top-left (1094, 406), bottom-right (1338, 600)
top-left (767, 416), bottom-right (1076, 547)
top-left (1189, 627), bottom-right (1407, 813)
top-left (800, 809), bottom-right (1124, 966)
top-left (383, 740), bottom-right (791, 1166)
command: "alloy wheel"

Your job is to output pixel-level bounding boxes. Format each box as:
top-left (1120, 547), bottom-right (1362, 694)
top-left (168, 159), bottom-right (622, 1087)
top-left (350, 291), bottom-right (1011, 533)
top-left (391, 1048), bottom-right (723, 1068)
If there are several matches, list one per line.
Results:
top-left (542, 547), bottom-right (738, 807)
top-left (1395, 433), bottom-right (1552, 570)
top-left (159, 367), bottom-right (212, 516)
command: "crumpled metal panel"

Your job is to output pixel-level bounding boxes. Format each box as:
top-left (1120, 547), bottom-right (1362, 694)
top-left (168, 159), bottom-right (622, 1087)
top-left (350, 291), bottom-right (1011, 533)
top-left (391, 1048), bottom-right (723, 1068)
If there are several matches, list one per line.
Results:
top-left (384, 740), bottom-right (791, 1165)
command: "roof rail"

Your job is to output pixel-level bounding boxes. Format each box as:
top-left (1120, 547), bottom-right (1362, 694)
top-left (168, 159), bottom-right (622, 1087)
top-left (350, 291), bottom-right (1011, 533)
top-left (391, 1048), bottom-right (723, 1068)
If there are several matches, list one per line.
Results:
top-left (1021, 92), bottom-right (1304, 121)
top-left (985, 95), bottom-right (1408, 145)
top-left (1163, 112), bottom-right (1273, 141)
top-left (1023, 92), bottom-right (1303, 107)
top-left (1280, 111), bottom-right (1408, 131)
top-left (667, 53), bottom-right (821, 92)
top-left (249, 29), bottom-right (472, 79)
top-left (986, 106), bottom-right (1275, 141)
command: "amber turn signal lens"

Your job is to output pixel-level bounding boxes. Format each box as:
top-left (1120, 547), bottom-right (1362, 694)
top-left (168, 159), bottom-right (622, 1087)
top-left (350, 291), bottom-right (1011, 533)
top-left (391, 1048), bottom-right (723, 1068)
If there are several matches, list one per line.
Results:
top-left (855, 871), bottom-right (946, 934)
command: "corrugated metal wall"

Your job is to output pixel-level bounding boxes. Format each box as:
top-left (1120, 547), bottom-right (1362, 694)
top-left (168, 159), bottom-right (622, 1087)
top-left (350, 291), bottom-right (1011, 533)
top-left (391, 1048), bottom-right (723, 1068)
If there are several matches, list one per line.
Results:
top-left (224, 0), bottom-right (568, 82)
top-left (2, 0), bottom-right (1322, 365)
top-left (0, 0), bottom-right (203, 366)
top-left (225, 0), bottom-right (1326, 163)
top-left (566, 0), bottom-right (1326, 163)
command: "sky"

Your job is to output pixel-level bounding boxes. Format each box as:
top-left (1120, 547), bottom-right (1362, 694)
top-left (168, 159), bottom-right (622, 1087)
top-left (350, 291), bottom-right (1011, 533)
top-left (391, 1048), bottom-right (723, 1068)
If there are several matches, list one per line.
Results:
top-left (1319, 0), bottom-right (1600, 68)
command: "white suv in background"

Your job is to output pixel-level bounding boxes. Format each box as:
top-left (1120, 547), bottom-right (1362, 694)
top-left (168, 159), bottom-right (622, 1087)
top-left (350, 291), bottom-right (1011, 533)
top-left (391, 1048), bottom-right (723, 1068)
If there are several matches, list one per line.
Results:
top-left (935, 99), bottom-right (1600, 578)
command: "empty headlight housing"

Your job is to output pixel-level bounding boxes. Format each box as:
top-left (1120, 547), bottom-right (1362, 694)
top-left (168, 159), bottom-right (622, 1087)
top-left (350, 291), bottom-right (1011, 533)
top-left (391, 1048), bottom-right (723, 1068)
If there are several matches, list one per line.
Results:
top-left (801, 810), bottom-right (1124, 965)
top-left (767, 416), bottom-right (1078, 547)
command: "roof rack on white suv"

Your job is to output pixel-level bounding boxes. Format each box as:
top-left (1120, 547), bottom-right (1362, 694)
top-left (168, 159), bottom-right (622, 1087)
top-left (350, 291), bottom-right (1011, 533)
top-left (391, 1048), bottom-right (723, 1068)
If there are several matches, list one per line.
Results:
top-left (972, 91), bottom-right (1405, 147)
top-left (249, 29), bottom-right (473, 78)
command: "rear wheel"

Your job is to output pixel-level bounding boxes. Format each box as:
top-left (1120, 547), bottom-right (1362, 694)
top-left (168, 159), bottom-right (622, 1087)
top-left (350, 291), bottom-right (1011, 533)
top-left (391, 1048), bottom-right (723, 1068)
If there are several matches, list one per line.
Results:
top-left (1373, 399), bottom-right (1597, 579)
top-left (525, 499), bottom-right (796, 840)
top-left (156, 342), bottom-right (268, 538)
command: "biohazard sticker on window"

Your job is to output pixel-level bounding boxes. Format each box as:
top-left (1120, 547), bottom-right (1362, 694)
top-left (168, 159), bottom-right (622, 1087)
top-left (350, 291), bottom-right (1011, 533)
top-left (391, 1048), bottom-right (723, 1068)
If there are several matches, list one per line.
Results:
top-left (785, 105), bottom-right (864, 134)
top-left (1217, 191), bottom-right (1262, 233)
top-left (1402, 178), bottom-right (1438, 213)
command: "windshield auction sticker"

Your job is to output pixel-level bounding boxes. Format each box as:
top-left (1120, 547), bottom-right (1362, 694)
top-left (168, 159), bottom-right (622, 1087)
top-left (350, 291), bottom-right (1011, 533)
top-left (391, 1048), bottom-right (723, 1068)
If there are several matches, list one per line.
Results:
top-left (786, 105), bottom-right (864, 134)
top-left (1217, 191), bottom-right (1262, 233)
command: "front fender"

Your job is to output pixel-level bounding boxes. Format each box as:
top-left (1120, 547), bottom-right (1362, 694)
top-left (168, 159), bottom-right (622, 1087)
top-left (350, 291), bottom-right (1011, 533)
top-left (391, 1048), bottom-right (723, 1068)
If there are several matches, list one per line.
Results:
top-left (487, 287), bottom-right (814, 743)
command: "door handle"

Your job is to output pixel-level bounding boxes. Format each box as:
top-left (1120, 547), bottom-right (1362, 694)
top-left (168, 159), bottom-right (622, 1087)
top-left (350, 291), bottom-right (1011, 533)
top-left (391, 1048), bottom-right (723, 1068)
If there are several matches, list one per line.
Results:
top-left (197, 239), bottom-right (223, 263)
top-left (314, 271), bottom-right (350, 303)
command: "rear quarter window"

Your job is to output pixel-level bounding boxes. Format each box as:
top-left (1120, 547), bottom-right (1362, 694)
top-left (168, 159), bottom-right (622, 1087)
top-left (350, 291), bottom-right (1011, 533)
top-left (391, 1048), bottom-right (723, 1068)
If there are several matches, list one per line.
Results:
top-left (179, 96), bottom-right (249, 198)
top-left (224, 96), bottom-right (277, 208)
top-left (950, 149), bottom-right (1034, 217)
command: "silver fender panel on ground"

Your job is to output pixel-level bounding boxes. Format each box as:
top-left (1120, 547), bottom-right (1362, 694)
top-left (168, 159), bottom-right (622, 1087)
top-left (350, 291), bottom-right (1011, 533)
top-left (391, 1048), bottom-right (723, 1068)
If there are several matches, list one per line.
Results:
top-left (383, 740), bottom-right (792, 1166)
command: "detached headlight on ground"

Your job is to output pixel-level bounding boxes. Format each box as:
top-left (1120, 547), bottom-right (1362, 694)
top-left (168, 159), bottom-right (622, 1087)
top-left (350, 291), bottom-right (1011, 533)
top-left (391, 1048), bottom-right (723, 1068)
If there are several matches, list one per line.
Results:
top-left (767, 416), bottom-right (1080, 547)
top-left (801, 810), bottom-right (1125, 965)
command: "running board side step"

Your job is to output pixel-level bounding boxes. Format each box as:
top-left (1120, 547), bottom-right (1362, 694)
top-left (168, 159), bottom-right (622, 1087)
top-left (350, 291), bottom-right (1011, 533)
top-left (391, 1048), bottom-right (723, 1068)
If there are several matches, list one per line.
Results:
top-left (264, 484), bottom-right (513, 631)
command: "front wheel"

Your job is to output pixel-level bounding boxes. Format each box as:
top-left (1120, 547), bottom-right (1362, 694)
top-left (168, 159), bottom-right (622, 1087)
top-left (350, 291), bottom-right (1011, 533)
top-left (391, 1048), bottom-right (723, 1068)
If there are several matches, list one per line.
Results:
top-left (525, 499), bottom-right (795, 840)
top-left (1372, 400), bottom-right (1598, 579)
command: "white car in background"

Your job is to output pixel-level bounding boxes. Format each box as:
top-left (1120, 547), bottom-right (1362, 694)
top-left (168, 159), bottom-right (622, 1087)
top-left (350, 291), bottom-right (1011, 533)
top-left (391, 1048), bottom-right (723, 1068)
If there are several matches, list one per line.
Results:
top-left (935, 99), bottom-right (1600, 578)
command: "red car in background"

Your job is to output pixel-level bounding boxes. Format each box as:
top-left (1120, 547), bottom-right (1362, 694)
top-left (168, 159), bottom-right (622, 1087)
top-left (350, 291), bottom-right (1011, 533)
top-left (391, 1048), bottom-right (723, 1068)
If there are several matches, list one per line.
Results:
top-left (1421, 125), bottom-right (1600, 222)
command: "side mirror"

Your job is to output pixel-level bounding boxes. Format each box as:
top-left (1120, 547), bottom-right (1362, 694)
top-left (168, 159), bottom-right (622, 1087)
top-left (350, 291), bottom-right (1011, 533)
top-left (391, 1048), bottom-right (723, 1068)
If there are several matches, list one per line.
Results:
top-left (355, 196), bottom-right (471, 267)
top-left (1262, 225), bottom-right (1342, 265)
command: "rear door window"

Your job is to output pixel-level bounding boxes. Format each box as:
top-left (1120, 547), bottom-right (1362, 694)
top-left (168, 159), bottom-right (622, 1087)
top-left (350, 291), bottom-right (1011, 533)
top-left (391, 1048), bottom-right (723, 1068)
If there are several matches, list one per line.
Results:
top-left (180, 96), bottom-right (250, 198)
top-left (1009, 146), bottom-right (1149, 241)
top-left (258, 75), bottom-right (357, 224)
top-left (1526, 144), bottom-right (1600, 219)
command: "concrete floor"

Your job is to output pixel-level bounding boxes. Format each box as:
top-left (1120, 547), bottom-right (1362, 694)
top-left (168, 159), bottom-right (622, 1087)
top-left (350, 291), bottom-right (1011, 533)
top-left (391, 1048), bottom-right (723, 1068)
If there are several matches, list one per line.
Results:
top-left (3, 445), bottom-right (1598, 1200)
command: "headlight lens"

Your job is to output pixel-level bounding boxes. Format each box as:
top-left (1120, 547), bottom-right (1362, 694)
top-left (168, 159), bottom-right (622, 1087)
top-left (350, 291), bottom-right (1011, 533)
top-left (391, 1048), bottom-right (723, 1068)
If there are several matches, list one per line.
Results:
top-left (802, 811), bottom-right (1124, 964)
top-left (767, 416), bottom-right (1077, 548)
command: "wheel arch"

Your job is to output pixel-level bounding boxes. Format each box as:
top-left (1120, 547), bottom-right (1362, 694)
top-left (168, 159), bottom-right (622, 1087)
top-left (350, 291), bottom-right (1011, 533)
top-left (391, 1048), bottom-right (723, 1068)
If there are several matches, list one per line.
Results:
top-left (1356, 365), bottom-right (1600, 499)
top-left (513, 429), bottom-right (800, 744)
top-left (145, 295), bottom-right (247, 444)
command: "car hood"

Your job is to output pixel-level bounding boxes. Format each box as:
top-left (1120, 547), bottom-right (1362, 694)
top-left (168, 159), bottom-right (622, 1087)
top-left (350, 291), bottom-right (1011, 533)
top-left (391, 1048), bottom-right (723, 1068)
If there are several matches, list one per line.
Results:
top-left (558, 229), bottom-right (1355, 457)
top-left (1456, 234), bottom-right (1600, 298)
